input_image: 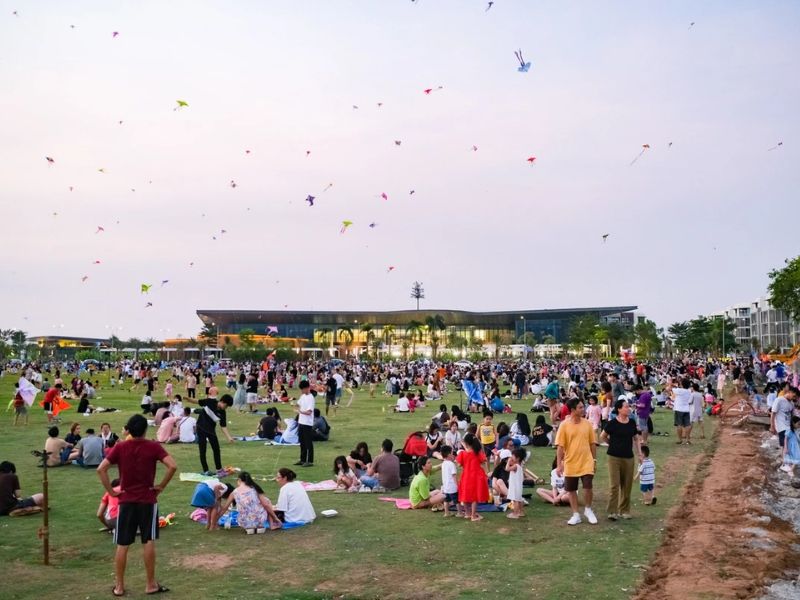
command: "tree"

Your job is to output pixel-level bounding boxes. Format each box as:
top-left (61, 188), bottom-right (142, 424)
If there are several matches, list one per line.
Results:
top-left (768, 256), bottom-right (800, 320)
top-left (567, 315), bottom-right (600, 356)
top-left (425, 314), bottom-right (445, 359)
top-left (360, 324), bottom-right (375, 356)
top-left (750, 337), bottom-right (761, 353)
top-left (634, 319), bottom-right (662, 357)
top-left (410, 281), bottom-right (425, 310)
top-left (406, 320), bottom-right (424, 354)
top-left (338, 326), bottom-right (354, 357)
top-left (400, 335), bottom-right (411, 360)
top-left (450, 335), bottom-right (467, 356)
top-left (238, 328), bottom-right (256, 348)
top-left (317, 328), bottom-right (333, 349)
top-left (10, 330), bottom-right (27, 357)
top-left (199, 323), bottom-right (218, 347)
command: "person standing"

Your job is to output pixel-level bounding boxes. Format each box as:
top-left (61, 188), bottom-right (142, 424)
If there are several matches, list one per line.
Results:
top-left (295, 380), bottom-right (315, 467)
top-left (670, 378), bottom-right (693, 445)
top-left (324, 371), bottom-right (337, 417)
top-left (633, 384), bottom-right (653, 444)
top-left (185, 394), bottom-right (235, 476)
top-left (555, 398), bottom-right (598, 526)
top-left (97, 414), bottom-right (177, 597)
top-left (600, 399), bottom-right (642, 521)
top-left (185, 371), bottom-right (197, 399)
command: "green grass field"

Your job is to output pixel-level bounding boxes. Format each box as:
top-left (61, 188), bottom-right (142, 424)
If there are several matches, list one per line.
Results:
top-left (0, 373), bottom-right (715, 600)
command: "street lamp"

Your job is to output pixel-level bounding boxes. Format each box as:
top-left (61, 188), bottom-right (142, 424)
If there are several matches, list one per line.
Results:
top-left (520, 316), bottom-right (526, 360)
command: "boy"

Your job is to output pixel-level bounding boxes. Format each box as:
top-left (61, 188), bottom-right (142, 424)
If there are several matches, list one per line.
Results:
top-left (635, 445), bottom-right (656, 505)
top-left (479, 411), bottom-right (496, 464)
top-left (439, 445), bottom-right (461, 517)
top-left (12, 383), bottom-right (28, 426)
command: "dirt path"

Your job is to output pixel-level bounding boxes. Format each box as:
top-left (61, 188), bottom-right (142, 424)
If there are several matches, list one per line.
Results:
top-left (634, 406), bottom-right (800, 599)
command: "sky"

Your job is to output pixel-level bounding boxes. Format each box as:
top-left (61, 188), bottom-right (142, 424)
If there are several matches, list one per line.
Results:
top-left (1, 0), bottom-right (798, 341)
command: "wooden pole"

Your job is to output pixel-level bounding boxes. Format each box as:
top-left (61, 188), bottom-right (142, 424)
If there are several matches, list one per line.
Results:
top-left (32, 449), bottom-right (51, 565)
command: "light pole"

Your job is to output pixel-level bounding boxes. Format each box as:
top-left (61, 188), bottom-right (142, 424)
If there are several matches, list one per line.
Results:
top-left (520, 316), bottom-right (526, 360)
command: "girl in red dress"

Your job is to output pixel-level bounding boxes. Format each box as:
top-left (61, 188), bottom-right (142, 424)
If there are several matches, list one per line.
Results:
top-left (457, 433), bottom-right (490, 521)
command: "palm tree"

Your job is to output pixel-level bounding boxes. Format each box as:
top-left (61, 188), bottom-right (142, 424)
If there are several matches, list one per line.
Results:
top-left (400, 335), bottom-right (411, 360)
top-left (382, 325), bottom-right (395, 347)
top-left (360, 324), bottom-right (374, 357)
top-left (425, 314), bottom-right (445, 359)
top-left (317, 328), bottom-right (333, 349)
top-left (338, 326), bottom-right (354, 357)
top-left (406, 320), bottom-right (424, 355)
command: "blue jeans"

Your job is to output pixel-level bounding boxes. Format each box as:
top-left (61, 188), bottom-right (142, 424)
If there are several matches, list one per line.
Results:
top-left (360, 475), bottom-right (379, 489)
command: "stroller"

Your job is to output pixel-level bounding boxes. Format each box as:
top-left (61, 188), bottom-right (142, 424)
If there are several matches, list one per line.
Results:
top-left (395, 431), bottom-right (427, 486)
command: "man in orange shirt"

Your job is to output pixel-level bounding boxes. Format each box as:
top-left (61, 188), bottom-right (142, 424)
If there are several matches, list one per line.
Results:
top-left (555, 398), bottom-right (598, 526)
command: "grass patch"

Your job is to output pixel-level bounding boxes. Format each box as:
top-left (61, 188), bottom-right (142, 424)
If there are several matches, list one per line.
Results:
top-left (0, 373), bottom-right (715, 599)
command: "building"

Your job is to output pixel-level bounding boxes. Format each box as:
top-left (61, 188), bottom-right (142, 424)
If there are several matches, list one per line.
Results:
top-left (196, 306), bottom-right (637, 357)
top-left (29, 335), bottom-right (109, 359)
top-left (715, 297), bottom-right (800, 353)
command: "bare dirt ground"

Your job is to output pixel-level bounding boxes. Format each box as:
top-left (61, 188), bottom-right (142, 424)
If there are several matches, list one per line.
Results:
top-left (634, 402), bottom-right (800, 600)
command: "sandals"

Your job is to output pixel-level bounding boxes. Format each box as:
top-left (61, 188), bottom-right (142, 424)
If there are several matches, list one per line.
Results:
top-left (470, 515), bottom-right (484, 522)
top-left (146, 585), bottom-right (170, 595)
top-left (112, 588), bottom-right (125, 597)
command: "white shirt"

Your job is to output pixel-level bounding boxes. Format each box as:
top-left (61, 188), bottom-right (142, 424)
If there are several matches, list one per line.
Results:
top-left (672, 387), bottom-right (693, 413)
top-left (276, 481), bottom-right (316, 523)
top-left (766, 369), bottom-right (778, 383)
top-left (297, 393), bottom-right (315, 426)
top-left (178, 416), bottom-right (196, 442)
top-left (772, 396), bottom-right (794, 433)
top-left (441, 460), bottom-right (458, 494)
top-left (333, 373), bottom-right (345, 390)
top-left (395, 396), bottom-right (410, 412)
top-left (445, 429), bottom-right (462, 449)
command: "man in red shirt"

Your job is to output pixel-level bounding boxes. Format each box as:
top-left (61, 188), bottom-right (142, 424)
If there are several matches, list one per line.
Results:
top-left (42, 382), bottom-right (63, 423)
top-left (97, 414), bottom-right (177, 597)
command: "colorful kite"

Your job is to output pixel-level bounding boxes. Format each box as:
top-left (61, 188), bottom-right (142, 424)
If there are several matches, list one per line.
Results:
top-left (387, 266), bottom-right (395, 273)
top-left (423, 86), bottom-right (443, 94)
top-left (176, 100), bottom-right (189, 109)
top-left (141, 283), bottom-right (152, 294)
top-left (93, 260), bottom-right (101, 264)
top-left (514, 50), bottom-right (531, 73)
top-left (629, 144), bottom-right (650, 166)
top-left (526, 156), bottom-right (536, 164)
top-left (472, 145), bottom-right (478, 152)
top-left (95, 226), bottom-right (105, 234)
top-left (305, 195), bottom-right (315, 206)
top-left (266, 326), bottom-right (278, 334)
top-left (340, 220), bottom-right (353, 234)
top-left (409, 190), bottom-right (415, 195)
top-left (306, 150), bottom-right (311, 157)
top-left (394, 140), bottom-right (402, 146)
top-left (369, 222), bottom-right (378, 228)
top-left (381, 192), bottom-right (388, 201)
top-left (767, 141), bottom-right (783, 151)
top-left (112, 31), bottom-right (119, 38)
top-left (45, 156), bottom-right (54, 164)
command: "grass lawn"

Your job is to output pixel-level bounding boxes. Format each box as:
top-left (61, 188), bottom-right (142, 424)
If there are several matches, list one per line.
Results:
top-left (0, 372), bottom-right (716, 600)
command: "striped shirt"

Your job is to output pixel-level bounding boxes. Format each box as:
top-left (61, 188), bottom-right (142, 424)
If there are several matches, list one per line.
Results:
top-left (638, 458), bottom-right (655, 485)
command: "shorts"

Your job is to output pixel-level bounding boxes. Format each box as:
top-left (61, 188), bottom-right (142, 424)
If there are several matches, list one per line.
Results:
top-left (691, 412), bottom-right (703, 423)
top-left (335, 388), bottom-right (343, 400)
top-left (0, 497), bottom-right (37, 516)
top-left (14, 405), bottom-right (27, 415)
top-left (444, 492), bottom-right (458, 504)
top-left (636, 416), bottom-right (648, 432)
top-left (246, 392), bottom-right (258, 404)
top-left (640, 483), bottom-right (654, 492)
top-left (482, 442), bottom-right (495, 455)
top-left (43, 402), bottom-right (53, 414)
top-left (326, 396), bottom-right (336, 406)
top-left (563, 474), bottom-right (594, 492)
top-left (114, 502), bottom-right (159, 546)
top-left (673, 411), bottom-right (690, 428)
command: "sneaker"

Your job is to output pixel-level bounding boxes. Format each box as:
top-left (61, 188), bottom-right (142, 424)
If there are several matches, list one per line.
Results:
top-left (293, 461), bottom-right (304, 466)
top-left (256, 527), bottom-right (266, 534)
top-left (779, 465), bottom-right (793, 473)
top-left (372, 485), bottom-right (387, 493)
top-left (245, 528), bottom-right (256, 535)
top-left (619, 513), bottom-right (632, 520)
top-left (567, 512), bottom-right (582, 526)
top-left (584, 507), bottom-right (598, 524)
top-left (301, 462), bottom-right (313, 467)
top-left (607, 513), bottom-right (619, 521)
top-left (358, 485), bottom-right (373, 493)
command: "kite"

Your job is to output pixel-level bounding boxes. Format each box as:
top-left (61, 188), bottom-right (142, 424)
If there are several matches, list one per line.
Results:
top-left (526, 156), bottom-right (536, 164)
top-left (767, 141), bottom-right (783, 151)
top-left (95, 226), bottom-right (105, 234)
top-left (688, 22), bottom-right (695, 30)
top-left (175, 100), bottom-right (189, 109)
top-left (514, 50), bottom-right (531, 73)
top-left (305, 195), bottom-right (315, 206)
top-left (189, 262), bottom-right (194, 267)
top-left (381, 192), bottom-right (388, 201)
top-left (322, 183), bottom-right (333, 192)
top-left (98, 168), bottom-right (106, 173)
top-left (141, 283), bottom-right (152, 294)
top-left (18, 377), bottom-right (39, 407)
top-left (266, 326), bottom-right (279, 334)
top-left (212, 236), bottom-right (217, 240)
top-left (352, 105), bottom-right (359, 110)
top-left (394, 140), bottom-right (402, 146)
top-left (40, 395), bottom-right (70, 417)
top-left (423, 87), bottom-right (443, 94)
top-left (472, 145), bottom-right (478, 152)
top-left (145, 302), bottom-right (153, 308)
top-left (602, 234), bottom-right (609, 243)
top-left (93, 260), bottom-right (101, 264)
top-left (629, 144), bottom-right (650, 166)
top-left (230, 180), bottom-right (237, 188)
top-left (340, 220), bottom-right (353, 234)
top-left (52, 212), bottom-right (58, 217)
top-left (161, 279), bottom-right (169, 286)
top-left (369, 222), bottom-right (377, 228)
top-left (119, 120), bottom-right (123, 125)
top-left (131, 188), bottom-right (136, 192)
top-left (409, 190), bottom-right (415, 195)
top-left (668, 142), bottom-right (673, 149)
top-left (45, 156), bottom-right (54, 164)
top-left (112, 31), bottom-right (119, 38)
top-left (220, 229), bottom-right (227, 234)
top-left (12, 10), bottom-right (18, 16)
top-left (245, 149), bottom-right (251, 154)
top-left (486, 2), bottom-right (494, 11)
top-left (81, 276), bottom-right (89, 282)
top-left (306, 150), bottom-right (311, 157)
top-left (377, 102), bottom-right (383, 108)
top-left (69, 186), bottom-right (73, 191)
top-left (387, 266), bottom-right (395, 273)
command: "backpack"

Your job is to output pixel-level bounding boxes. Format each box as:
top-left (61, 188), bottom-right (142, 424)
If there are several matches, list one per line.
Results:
top-left (402, 431), bottom-right (427, 457)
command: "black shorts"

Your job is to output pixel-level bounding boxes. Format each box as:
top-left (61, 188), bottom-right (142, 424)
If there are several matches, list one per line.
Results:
top-left (0, 497), bottom-right (37, 516)
top-left (673, 411), bottom-right (690, 428)
top-left (326, 396), bottom-right (336, 406)
top-left (563, 474), bottom-right (594, 492)
top-left (114, 502), bottom-right (159, 546)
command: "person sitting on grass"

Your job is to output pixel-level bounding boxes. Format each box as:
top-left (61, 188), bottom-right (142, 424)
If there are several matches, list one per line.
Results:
top-left (275, 468), bottom-right (316, 525)
top-left (0, 461), bottom-right (43, 516)
top-left (191, 480), bottom-right (235, 531)
top-left (359, 439), bottom-right (401, 492)
top-left (346, 442), bottom-right (372, 478)
top-left (312, 408), bottom-right (331, 441)
top-left (219, 472), bottom-right (283, 534)
top-left (97, 478), bottom-right (121, 531)
top-left (536, 459), bottom-right (570, 506)
top-left (409, 456), bottom-right (446, 511)
top-left (257, 407), bottom-right (282, 441)
top-left (69, 428), bottom-right (105, 467)
top-left (44, 426), bottom-right (73, 466)
top-left (333, 455), bottom-right (361, 492)
top-left (64, 422), bottom-right (82, 446)
top-left (394, 392), bottom-right (411, 413)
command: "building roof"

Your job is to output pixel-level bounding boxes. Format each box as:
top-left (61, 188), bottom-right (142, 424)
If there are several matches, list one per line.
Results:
top-left (197, 307), bottom-right (637, 328)
top-left (30, 335), bottom-right (108, 345)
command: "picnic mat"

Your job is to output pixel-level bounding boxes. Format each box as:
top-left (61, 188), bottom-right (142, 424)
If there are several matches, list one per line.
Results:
top-left (378, 497), bottom-right (502, 512)
top-left (301, 479), bottom-right (338, 492)
top-left (179, 472), bottom-right (220, 483)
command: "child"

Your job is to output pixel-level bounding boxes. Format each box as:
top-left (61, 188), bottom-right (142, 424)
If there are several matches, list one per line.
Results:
top-left (505, 447), bottom-right (527, 519)
top-left (97, 478), bottom-right (121, 531)
top-left (536, 458), bottom-right (569, 506)
top-left (456, 433), bottom-right (490, 522)
top-left (333, 455), bottom-right (360, 492)
top-left (164, 378), bottom-right (173, 400)
top-left (636, 445), bottom-right (657, 505)
top-left (190, 480), bottom-right (234, 531)
top-left (586, 395), bottom-right (602, 439)
top-left (439, 445), bottom-right (461, 517)
top-left (479, 411), bottom-right (496, 466)
top-left (141, 392), bottom-right (153, 415)
top-left (780, 416), bottom-right (800, 476)
top-left (12, 383), bottom-right (28, 426)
